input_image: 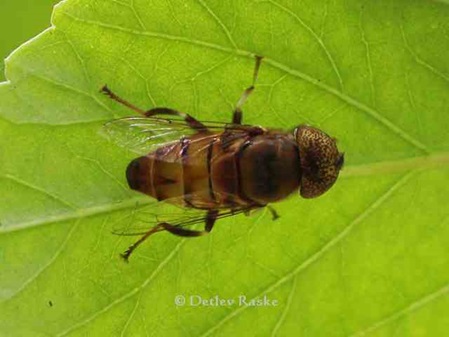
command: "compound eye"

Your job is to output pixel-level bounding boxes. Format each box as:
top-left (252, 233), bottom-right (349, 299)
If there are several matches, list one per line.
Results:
top-left (295, 125), bottom-right (343, 198)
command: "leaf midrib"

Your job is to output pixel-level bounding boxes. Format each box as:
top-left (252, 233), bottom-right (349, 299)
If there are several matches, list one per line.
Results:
top-left (1, 151), bottom-right (448, 234)
top-left (0, 194), bottom-right (150, 234)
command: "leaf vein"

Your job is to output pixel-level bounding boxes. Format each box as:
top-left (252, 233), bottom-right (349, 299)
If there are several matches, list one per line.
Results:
top-left (130, 0), bottom-right (147, 30)
top-left (198, 172), bottom-right (415, 337)
top-left (358, 6), bottom-right (375, 106)
top-left (270, 277), bottom-right (297, 337)
top-left (348, 282), bottom-right (449, 337)
top-left (0, 195), bottom-right (150, 234)
top-left (23, 71), bottom-right (114, 115)
top-left (265, 0), bottom-right (344, 90)
top-left (120, 292), bottom-right (142, 337)
top-left (400, 20), bottom-right (449, 84)
top-left (56, 239), bottom-right (186, 337)
top-left (195, 0), bottom-right (238, 49)
top-left (2, 174), bottom-right (77, 209)
top-left (1, 220), bottom-right (79, 302)
top-left (58, 11), bottom-right (430, 152)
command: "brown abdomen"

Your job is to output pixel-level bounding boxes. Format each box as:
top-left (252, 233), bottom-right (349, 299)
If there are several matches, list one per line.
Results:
top-left (125, 133), bottom-right (245, 209)
top-left (126, 132), bottom-right (301, 208)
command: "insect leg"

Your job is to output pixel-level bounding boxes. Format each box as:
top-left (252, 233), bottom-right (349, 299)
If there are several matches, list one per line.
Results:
top-left (232, 55), bottom-right (263, 125)
top-left (267, 205), bottom-right (280, 220)
top-left (101, 85), bottom-right (146, 115)
top-left (120, 210), bottom-right (219, 262)
top-left (162, 209), bottom-right (219, 236)
top-left (101, 85), bottom-right (207, 132)
top-left (120, 224), bottom-right (164, 262)
top-left (144, 108), bottom-right (207, 132)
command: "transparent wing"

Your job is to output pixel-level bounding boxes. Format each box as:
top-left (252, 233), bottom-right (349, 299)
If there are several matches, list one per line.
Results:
top-left (101, 116), bottom-right (259, 155)
top-left (111, 195), bottom-right (260, 236)
top-left (101, 117), bottom-right (192, 155)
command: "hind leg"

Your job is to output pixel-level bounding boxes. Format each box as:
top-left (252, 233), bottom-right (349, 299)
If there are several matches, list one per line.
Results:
top-left (120, 210), bottom-right (218, 262)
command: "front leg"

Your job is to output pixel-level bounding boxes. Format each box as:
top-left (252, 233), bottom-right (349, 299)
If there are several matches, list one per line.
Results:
top-left (101, 86), bottom-right (207, 131)
top-left (145, 107), bottom-right (207, 132)
top-left (231, 55), bottom-right (263, 125)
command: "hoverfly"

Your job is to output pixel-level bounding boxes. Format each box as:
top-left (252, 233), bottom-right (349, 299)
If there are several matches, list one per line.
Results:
top-left (102, 56), bottom-right (344, 261)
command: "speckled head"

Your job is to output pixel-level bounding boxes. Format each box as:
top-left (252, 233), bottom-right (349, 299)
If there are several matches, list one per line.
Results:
top-left (294, 125), bottom-right (344, 198)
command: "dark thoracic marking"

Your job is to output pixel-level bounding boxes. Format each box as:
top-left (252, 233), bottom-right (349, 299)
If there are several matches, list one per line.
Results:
top-left (235, 139), bottom-right (253, 203)
top-left (206, 140), bottom-right (216, 201)
top-left (205, 209), bottom-right (219, 232)
top-left (252, 146), bottom-right (278, 197)
top-left (152, 147), bottom-right (164, 201)
top-left (180, 137), bottom-right (191, 205)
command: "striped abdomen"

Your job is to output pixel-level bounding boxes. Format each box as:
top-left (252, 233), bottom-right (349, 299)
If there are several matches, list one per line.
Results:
top-left (126, 132), bottom-right (301, 209)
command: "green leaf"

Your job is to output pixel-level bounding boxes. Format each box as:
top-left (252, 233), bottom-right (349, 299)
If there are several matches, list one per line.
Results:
top-left (0, 0), bottom-right (57, 82)
top-left (1, 0), bottom-right (449, 336)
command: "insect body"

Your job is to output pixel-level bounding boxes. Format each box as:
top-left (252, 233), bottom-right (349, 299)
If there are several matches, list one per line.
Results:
top-left (126, 129), bottom-right (302, 209)
top-left (102, 56), bottom-right (344, 261)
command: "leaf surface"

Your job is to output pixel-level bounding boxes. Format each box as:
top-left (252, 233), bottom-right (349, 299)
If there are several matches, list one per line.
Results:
top-left (1, 0), bottom-right (449, 336)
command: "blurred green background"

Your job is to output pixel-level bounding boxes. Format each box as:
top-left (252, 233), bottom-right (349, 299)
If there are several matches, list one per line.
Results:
top-left (0, 0), bottom-right (58, 82)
